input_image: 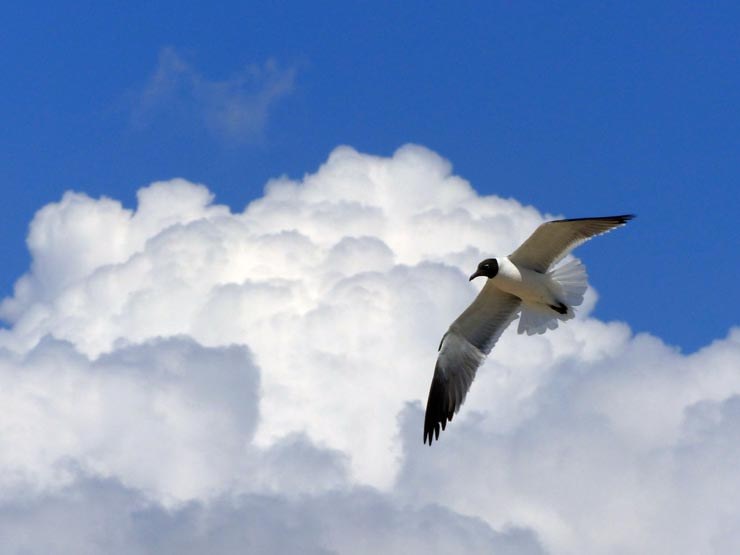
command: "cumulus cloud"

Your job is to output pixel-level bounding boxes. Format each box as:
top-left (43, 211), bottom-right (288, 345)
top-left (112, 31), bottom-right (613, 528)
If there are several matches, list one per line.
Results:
top-left (132, 47), bottom-right (295, 143)
top-left (397, 329), bottom-right (740, 554)
top-left (0, 144), bottom-right (738, 553)
top-left (0, 476), bottom-right (543, 555)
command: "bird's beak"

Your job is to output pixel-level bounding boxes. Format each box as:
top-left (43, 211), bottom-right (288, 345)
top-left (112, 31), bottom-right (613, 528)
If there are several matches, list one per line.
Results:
top-left (469, 271), bottom-right (482, 281)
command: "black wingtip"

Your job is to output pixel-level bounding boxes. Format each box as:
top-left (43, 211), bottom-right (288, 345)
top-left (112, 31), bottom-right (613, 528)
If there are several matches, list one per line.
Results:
top-left (423, 370), bottom-right (455, 446)
top-left (555, 214), bottom-right (636, 224)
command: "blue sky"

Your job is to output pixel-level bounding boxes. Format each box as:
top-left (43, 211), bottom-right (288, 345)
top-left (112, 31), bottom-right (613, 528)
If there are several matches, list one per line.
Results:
top-left (1, 1), bottom-right (738, 351)
top-left (3, 5), bottom-right (740, 552)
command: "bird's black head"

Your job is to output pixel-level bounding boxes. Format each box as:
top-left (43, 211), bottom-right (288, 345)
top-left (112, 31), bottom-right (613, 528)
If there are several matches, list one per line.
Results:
top-left (469, 258), bottom-right (499, 281)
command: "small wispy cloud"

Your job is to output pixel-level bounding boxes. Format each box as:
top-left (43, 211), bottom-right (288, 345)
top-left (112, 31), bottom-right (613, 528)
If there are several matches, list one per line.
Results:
top-left (132, 47), bottom-right (296, 144)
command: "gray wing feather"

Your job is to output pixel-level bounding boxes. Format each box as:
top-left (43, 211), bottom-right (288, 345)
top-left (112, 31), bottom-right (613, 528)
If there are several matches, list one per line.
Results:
top-left (424, 283), bottom-right (520, 444)
top-left (509, 214), bottom-right (634, 272)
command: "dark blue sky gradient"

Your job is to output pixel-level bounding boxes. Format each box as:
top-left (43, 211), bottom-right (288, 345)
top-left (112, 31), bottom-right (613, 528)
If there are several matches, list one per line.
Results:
top-left (1, 2), bottom-right (738, 350)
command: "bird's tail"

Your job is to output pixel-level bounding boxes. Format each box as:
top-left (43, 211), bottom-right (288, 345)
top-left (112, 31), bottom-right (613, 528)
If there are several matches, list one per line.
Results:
top-left (517, 259), bottom-right (588, 336)
top-left (548, 258), bottom-right (588, 308)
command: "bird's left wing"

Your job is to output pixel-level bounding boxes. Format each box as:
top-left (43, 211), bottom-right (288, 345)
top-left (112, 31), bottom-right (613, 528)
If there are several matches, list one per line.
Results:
top-left (424, 282), bottom-right (520, 445)
top-left (509, 214), bottom-right (634, 272)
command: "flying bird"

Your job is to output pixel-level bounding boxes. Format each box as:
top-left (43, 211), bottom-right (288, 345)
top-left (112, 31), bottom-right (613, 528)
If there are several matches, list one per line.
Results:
top-left (424, 214), bottom-right (634, 445)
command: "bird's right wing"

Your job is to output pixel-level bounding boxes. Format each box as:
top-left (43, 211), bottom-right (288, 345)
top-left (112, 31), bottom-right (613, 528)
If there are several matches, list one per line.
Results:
top-left (424, 282), bottom-right (520, 445)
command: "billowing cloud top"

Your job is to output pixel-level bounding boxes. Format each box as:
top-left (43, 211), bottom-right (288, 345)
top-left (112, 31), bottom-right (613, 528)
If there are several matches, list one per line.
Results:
top-left (0, 145), bottom-right (738, 554)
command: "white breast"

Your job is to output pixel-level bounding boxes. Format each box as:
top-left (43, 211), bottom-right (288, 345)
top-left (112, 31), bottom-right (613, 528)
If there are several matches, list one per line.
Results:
top-left (492, 257), bottom-right (555, 305)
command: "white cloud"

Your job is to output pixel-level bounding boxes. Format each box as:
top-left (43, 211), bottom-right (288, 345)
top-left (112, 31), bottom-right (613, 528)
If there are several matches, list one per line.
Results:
top-left (0, 337), bottom-right (258, 503)
top-left (0, 476), bottom-right (544, 555)
top-left (0, 144), bottom-right (738, 553)
top-left (397, 329), bottom-right (740, 554)
top-left (132, 47), bottom-right (295, 143)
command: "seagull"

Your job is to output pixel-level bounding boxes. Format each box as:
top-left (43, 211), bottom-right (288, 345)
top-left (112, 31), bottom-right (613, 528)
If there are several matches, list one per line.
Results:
top-left (424, 214), bottom-right (634, 445)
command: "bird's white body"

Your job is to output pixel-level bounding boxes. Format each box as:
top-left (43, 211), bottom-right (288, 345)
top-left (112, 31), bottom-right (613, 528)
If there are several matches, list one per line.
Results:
top-left (491, 256), bottom-right (556, 307)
